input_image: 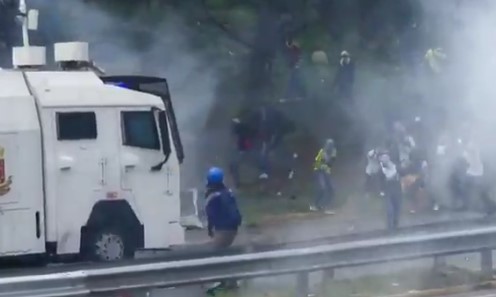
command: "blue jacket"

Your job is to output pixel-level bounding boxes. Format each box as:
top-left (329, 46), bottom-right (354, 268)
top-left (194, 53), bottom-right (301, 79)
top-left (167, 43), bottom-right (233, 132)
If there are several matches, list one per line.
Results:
top-left (205, 185), bottom-right (242, 233)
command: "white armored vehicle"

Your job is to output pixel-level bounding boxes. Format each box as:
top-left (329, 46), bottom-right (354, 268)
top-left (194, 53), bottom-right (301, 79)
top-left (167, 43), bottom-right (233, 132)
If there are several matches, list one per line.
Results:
top-left (0, 11), bottom-right (185, 261)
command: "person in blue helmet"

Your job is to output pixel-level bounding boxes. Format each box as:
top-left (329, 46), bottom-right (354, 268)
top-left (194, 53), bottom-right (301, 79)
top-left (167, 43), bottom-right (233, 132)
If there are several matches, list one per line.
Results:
top-left (204, 167), bottom-right (242, 295)
top-left (205, 167), bottom-right (242, 248)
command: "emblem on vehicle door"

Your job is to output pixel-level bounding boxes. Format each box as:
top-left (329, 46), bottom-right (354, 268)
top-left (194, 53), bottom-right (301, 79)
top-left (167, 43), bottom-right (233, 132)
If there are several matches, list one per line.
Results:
top-left (0, 146), bottom-right (13, 196)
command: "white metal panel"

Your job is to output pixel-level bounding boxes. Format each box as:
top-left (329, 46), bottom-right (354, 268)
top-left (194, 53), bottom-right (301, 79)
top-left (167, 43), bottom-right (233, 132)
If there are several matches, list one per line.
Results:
top-left (0, 130), bottom-right (45, 256)
top-left (0, 75), bottom-right (46, 256)
top-left (43, 108), bottom-right (112, 255)
top-left (0, 71), bottom-right (31, 97)
top-left (118, 107), bottom-right (183, 248)
top-left (24, 71), bottom-right (164, 108)
top-left (44, 106), bottom-right (126, 255)
top-left (25, 71), bottom-right (103, 89)
top-left (33, 86), bottom-right (163, 108)
top-left (39, 108), bottom-right (58, 243)
top-left (0, 96), bottom-right (41, 133)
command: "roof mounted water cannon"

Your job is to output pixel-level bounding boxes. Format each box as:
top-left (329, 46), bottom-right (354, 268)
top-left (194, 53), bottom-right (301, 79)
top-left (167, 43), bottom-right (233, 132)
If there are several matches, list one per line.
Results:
top-left (54, 42), bottom-right (105, 75)
top-left (11, 0), bottom-right (45, 69)
top-left (12, 46), bottom-right (46, 68)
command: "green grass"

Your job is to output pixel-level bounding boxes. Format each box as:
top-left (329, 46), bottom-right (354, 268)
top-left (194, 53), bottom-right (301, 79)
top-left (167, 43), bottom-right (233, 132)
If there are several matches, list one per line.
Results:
top-left (237, 186), bottom-right (313, 227)
top-left (234, 161), bottom-right (370, 228)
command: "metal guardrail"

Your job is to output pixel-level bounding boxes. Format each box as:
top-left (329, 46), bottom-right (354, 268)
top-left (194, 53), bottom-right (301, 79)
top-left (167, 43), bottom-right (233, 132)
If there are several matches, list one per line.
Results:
top-left (2, 225), bottom-right (496, 297)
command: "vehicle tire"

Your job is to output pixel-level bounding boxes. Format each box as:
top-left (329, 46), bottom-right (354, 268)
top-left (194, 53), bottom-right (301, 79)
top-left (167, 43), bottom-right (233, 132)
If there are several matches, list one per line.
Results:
top-left (85, 227), bottom-right (135, 262)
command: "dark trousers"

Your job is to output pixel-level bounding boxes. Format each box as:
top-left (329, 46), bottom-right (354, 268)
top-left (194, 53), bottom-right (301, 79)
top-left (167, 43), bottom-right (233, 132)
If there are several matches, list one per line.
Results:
top-left (314, 170), bottom-right (334, 210)
top-left (386, 192), bottom-right (402, 230)
top-left (211, 230), bottom-right (237, 249)
top-left (384, 182), bottom-right (402, 230)
top-left (209, 230), bottom-right (238, 289)
top-left (365, 173), bottom-right (381, 196)
top-left (466, 175), bottom-right (496, 214)
top-left (285, 67), bottom-right (306, 99)
top-left (449, 172), bottom-right (468, 209)
top-left (336, 84), bottom-right (353, 101)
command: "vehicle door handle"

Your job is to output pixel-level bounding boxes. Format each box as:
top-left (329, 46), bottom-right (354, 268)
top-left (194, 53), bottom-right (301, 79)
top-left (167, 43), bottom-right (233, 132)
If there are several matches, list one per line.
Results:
top-left (122, 153), bottom-right (139, 170)
top-left (58, 156), bottom-right (73, 171)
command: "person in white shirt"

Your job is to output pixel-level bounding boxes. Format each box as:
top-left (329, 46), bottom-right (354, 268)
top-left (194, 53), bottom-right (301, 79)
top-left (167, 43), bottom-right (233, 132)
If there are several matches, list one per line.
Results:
top-left (365, 149), bottom-right (381, 198)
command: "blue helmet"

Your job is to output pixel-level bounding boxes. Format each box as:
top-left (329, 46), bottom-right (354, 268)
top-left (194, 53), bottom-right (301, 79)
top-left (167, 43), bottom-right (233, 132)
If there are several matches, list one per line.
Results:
top-left (207, 167), bottom-right (224, 184)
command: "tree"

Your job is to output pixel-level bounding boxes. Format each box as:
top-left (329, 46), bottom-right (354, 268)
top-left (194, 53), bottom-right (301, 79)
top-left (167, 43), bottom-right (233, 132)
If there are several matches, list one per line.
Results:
top-left (0, 0), bottom-right (19, 67)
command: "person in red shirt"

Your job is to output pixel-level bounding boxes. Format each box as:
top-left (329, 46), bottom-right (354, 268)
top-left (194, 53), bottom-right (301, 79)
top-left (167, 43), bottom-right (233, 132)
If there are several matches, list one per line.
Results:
top-left (287, 39), bottom-right (302, 68)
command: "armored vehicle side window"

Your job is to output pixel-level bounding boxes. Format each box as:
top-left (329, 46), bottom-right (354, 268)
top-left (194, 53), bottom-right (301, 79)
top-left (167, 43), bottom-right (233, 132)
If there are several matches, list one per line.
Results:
top-left (56, 112), bottom-right (97, 140)
top-left (121, 111), bottom-right (160, 150)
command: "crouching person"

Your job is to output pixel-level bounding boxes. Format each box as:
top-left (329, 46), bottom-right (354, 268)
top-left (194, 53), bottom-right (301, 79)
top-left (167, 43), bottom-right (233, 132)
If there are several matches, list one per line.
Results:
top-left (204, 167), bottom-right (243, 295)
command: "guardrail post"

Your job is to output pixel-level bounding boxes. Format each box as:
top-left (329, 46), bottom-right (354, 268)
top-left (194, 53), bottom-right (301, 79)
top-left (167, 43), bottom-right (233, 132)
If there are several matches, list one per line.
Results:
top-left (323, 268), bottom-right (334, 280)
top-left (320, 269), bottom-right (334, 292)
top-left (433, 255), bottom-right (447, 273)
top-left (481, 248), bottom-right (493, 280)
top-left (296, 272), bottom-right (309, 297)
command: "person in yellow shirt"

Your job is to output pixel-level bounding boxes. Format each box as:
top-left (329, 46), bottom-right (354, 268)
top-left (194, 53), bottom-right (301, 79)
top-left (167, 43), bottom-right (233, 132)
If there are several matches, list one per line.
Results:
top-left (311, 139), bottom-right (337, 214)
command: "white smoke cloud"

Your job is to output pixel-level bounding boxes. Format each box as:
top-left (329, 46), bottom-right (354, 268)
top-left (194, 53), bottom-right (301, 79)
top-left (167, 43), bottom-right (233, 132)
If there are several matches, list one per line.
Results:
top-left (29, 0), bottom-right (223, 187)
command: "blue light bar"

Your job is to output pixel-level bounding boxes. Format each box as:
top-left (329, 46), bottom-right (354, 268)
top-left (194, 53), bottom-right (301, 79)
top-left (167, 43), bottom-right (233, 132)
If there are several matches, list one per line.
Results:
top-left (107, 81), bottom-right (131, 89)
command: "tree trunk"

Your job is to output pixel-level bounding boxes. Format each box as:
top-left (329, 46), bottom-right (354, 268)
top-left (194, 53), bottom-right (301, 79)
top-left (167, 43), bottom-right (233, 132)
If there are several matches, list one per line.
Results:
top-left (244, 5), bottom-right (279, 104)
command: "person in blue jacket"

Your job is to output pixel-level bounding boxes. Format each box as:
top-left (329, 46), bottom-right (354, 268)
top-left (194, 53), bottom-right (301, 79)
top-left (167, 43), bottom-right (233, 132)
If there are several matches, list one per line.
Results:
top-left (205, 167), bottom-right (242, 248)
top-left (204, 167), bottom-right (242, 295)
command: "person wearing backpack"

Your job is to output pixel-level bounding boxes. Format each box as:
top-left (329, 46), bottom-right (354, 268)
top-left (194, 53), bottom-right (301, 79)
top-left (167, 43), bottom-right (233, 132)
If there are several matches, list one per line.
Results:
top-left (204, 167), bottom-right (242, 295)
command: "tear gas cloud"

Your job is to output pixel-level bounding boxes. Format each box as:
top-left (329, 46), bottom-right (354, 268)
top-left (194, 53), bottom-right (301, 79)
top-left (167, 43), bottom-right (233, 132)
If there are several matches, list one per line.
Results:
top-left (418, 0), bottom-right (496, 152)
top-left (23, 0), bottom-right (221, 187)
top-left (354, 1), bottom-right (496, 152)
top-left (3, 0), bottom-right (496, 188)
